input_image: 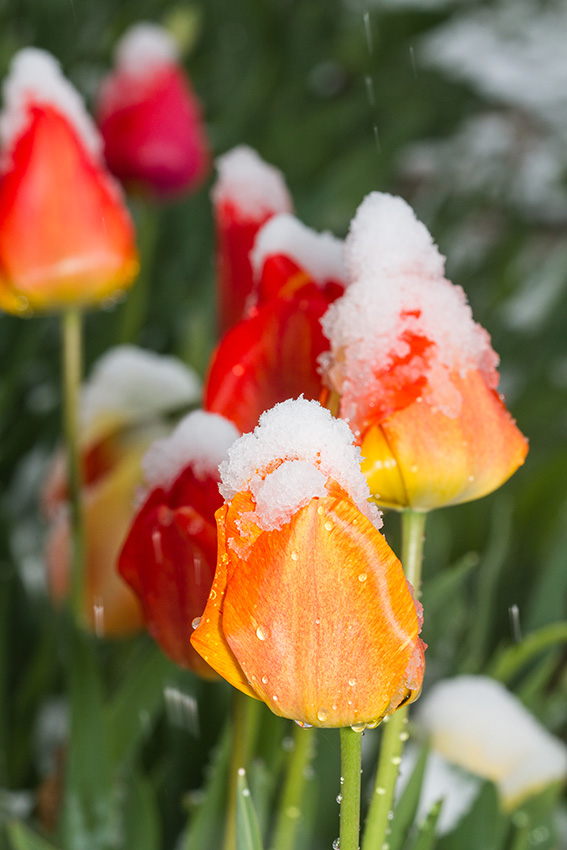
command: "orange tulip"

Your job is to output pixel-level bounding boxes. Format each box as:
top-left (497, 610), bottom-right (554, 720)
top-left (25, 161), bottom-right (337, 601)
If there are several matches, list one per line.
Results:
top-left (191, 398), bottom-right (425, 728)
top-left (43, 346), bottom-right (202, 636)
top-left (321, 192), bottom-right (528, 511)
top-left (211, 146), bottom-right (293, 335)
top-left (0, 48), bottom-right (138, 316)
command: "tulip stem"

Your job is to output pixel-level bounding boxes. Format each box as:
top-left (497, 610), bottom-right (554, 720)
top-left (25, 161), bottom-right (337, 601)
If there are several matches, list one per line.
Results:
top-left (62, 307), bottom-right (85, 622)
top-left (224, 691), bottom-right (262, 850)
top-left (270, 725), bottom-right (316, 850)
top-left (339, 726), bottom-right (363, 850)
top-left (361, 509), bottom-right (427, 850)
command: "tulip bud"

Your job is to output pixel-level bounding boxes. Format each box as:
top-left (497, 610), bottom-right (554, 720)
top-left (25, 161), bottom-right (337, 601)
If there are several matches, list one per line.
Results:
top-left (0, 48), bottom-right (138, 316)
top-left (96, 22), bottom-right (210, 199)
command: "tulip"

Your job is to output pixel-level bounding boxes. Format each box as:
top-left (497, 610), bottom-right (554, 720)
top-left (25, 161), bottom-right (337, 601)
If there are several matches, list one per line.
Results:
top-left (96, 23), bottom-right (210, 199)
top-left (0, 48), bottom-right (138, 316)
top-left (118, 410), bottom-right (239, 675)
top-left (43, 346), bottom-right (201, 636)
top-left (415, 676), bottom-right (567, 809)
top-left (204, 213), bottom-right (345, 433)
top-left (211, 145), bottom-right (293, 335)
top-left (321, 192), bottom-right (528, 511)
top-left (191, 398), bottom-right (425, 728)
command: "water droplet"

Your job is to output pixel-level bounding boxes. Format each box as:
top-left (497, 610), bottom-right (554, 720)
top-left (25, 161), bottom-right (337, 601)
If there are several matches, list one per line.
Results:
top-left (382, 843), bottom-right (390, 850)
top-left (272, 694), bottom-right (278, 702)
top-left (315, 618), bottom-right (321, 625)
top-left (387, 810), bottom-right (394, 821)
top-left (232, 364), bottom-right (245, 377)
top-left (191, 617), bottom-right (201, 630)
top-left (348, 678), bottom-right (357, 687)
top-left (291, 550), bottom-right (299, 561)
top-left (242, 788), bottom-right (250, 797)
top-left (332, 839), bottom-right (340, 850)
top-left (358, 573), bottom-right (367, 582)
top-left (351, 722), bottom-right (366, 733)
top-left (317, 708), bottom-right (329, 722)
top-left (261, 675), bottom-right (269, 684)
top-left (256, 625), bottom-right (270, 640)
top-left (367, 719), bottom-right (380, 729)
top-left (324, 520), bottom-right (333, 531)
top-left (317, 505), bottom-right (325, 515)
top-left (375, 786), bottom-right (386, 796)
top-left (391, 756), bottom-right (401, 766)
top-left (336, 793), bottom-right (343, 804)
top-left (399, 730), bottom-right (409, 742)
top-left (209, 589), bottom-right (217, 600)
top-left (295, 720), bottom-right (313, 728)
top-left (286, 805), bottom-right (300, 820)
top-left (16, 295), bottom-right (29, 312)
top-left (339, 776), bottom-right (344, 785)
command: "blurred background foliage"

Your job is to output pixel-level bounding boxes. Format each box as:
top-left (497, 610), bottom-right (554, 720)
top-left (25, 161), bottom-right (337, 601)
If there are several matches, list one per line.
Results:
top-left (0, 0), bottom-right (566, 848)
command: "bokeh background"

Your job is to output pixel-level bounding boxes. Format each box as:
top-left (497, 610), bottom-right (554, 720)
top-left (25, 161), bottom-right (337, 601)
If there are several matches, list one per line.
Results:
top-left (1, 1), bottom-right (566, 848)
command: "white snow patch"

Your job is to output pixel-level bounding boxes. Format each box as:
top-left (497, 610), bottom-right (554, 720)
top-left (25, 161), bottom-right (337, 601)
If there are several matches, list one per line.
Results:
top-left (143, 410), bottom-right (240, 490)
top-left (415, 676), bottom-right (567, 806)
top-left (219, 397), bottom-right (381, 531)
top-left (397, 745), bottom-right (481, 835)
top-left (81, 345), bottom-right (201, 429)
top-left (321, 192), bottom-right (499, 423)
top-left (0, 47), bottom-right (101, 168)
top-left (114, 22), bottom-right (179, 75)
top-left (250, 213), bottom-right (345, 286)
top-left (211, 145), bottom-right (293, 220)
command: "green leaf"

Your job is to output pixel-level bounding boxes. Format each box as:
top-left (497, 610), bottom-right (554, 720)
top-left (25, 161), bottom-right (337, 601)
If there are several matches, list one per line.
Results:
top-left (120, 770), bottom-right (160, 850)
top-left (6, 821), bottom-right (60, 850)
top-left (436, 782), bottom-right (507, 850)
top-left (181, 724), bottom-right (231, 850)
top-left (104, 643), bottom-right (173, 766)
top-left (60, 625), bottom-right (117, 850)
top-left (236, 768), bottom-right (264, 850)
top-left (388, 744), bottom-right (429, 850)
top-left (410, 800), bottom-right (442, 850)
top-left (488, 622), bottom-right (567, 684)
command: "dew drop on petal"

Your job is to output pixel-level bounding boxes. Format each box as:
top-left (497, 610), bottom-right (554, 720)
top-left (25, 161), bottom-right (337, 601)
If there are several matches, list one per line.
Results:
top-left (295, 720), bottom-right (313, 728)
top-left (262, 675), bottom-right (269, 684)
top-left (291, 550), bottom-right (299, 561)
top-left (317, 708), bottom-right (329, 722)
top-left (351, 722), bottom-right (366, 732)
top-left (191, 617), bottom-right (201, 630)
top-left (348, 678), bottom-right (357, 687)
top-left (358, 573), bottom-right (367, 582)
top-left (256, 625), bottom-right (270, 640)
top-left (324, 520), bottom-right (333, 531)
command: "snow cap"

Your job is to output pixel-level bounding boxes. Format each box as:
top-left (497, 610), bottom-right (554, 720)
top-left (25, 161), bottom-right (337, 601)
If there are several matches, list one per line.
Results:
top-left (250, 213), bottom-right (345, 286)
top-left (81, 345), bottom-right (201, 429)
top-left (114, 22), bottom-right (179, 75)
top-left (211, 145), bottom-right (293, 220)
top-left (143, 410), bottom-right (240, 490)
top-left (415, 676), bottom-right (567, 806)
top-left (321, 192), bottom-right (499, 421)
top-left (0, 47), bottom-right (101, 167)
top-left (219, 397), bottom-right (381, 531)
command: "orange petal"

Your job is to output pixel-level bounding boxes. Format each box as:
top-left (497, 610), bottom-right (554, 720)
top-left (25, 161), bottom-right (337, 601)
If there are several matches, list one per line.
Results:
top-left (194, 490), bottom-right (424, 726)
top-left (0, 105), bottom-right (138, 315)
top-left (361, 368), bottom-right (528, 510)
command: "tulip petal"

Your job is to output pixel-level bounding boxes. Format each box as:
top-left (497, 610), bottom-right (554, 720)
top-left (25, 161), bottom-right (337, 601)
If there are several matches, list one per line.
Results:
top-left (194, 490), bottom-right (424, 726)
top-left (361, 368), bottom-right (528, 510)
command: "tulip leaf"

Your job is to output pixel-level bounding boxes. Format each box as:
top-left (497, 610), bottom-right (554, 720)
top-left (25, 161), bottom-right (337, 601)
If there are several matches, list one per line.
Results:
top-left (60, 624), bottom-right (117, 850)
top-left (409, 799), bottom-right (442, 850)
top-left (104, 641), bottom-right (174, 766)
top-left (387, 744), bottom-right (429, 850)
top-left (236, 768), bottom-right (264, 850)
top-left (435, 782), bottom-right (507, 850)
top-left (487, 622), bottom-right (567, 685)
top-left (6, 822), bottom-right (60, 850)
top-left (181, 723), bottom-right (231, 850)
top-left (121, 769), bottom-right (161, 850)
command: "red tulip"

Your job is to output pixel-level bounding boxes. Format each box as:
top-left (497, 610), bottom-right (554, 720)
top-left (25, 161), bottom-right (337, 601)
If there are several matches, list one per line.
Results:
top-left (321, 192), bottom-right (528, 510)
top-left (119, 411), bottom-right (239, 674)
top-left (192, 398), bottom-right (425, 727)
top-left (0, 49), bottom-right (138, 316)
top-left (96, 23), bottom-right (209, 199)
top-left (204, 213), bottom-right (345, 433)
top-left (211, 146), bottom-right (293, 334)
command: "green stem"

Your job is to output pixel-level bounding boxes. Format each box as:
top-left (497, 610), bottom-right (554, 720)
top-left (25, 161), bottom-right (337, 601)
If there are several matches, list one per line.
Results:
top-left (362, 509), bottom-right (427, 850)
top-left (62, 308), bottom-right (85, 623)
top-left (118, 200), bottom-right (159, 344)
top-left (224, 692), bottom-right (262, 850)
top-left (270, 725), bottom-right (316, 850)
top-left (339, 727), bottom-right (363, 850)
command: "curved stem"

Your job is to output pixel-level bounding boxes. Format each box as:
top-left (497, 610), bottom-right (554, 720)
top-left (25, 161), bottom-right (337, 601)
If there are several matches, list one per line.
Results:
top-left (362, 509), bottom-right (427, 850)
top-left (339, 727), bottom-right (362, 850)
top-left (62, 308), bottom-right (85, 622)
top-left (224, 691), bottom-right (262, 850)
top-left (270, 725), bottom-right (316, 850)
